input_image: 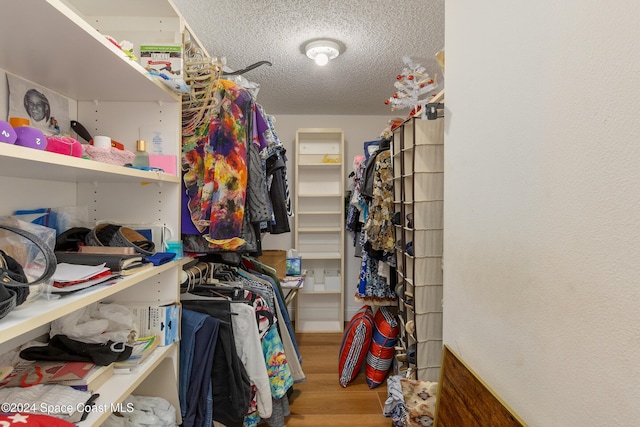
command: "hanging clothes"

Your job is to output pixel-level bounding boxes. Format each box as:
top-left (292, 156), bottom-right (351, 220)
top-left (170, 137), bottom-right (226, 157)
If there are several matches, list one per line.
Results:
top-left (181, 82), bottom-right (292, 255)
top-left (264, 151), bottom-right (290, 234)
top-left (346, 155), bottom-right (367, 252)
top-left (258, 105), bottom-right (293, 218)
top-left (180, 263), bottom-right (301, 427)
top-left (361, 138), bottom-right (390, 201)
top-left (180, 299), bottom-right (253, 427)
top-left (181, 79), bottom-right (251, 247)
top-left (230, 303), bottom-right (272, 419)
top-left (204, 79), bottom-right (253, 249)
top-left (363, 149), bottom-right (395, 253)
top-left (180, 309), bottom-right (220, 427)
top-left (353, 140), bottom-right (397, 305)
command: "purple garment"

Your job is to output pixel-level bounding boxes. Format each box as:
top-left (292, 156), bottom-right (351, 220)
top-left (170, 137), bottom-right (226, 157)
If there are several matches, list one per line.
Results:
top-left (254, 106), bottom-right (269, 151)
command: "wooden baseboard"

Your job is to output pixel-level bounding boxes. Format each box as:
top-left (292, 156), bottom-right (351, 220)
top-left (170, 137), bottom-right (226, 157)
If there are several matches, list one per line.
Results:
top-left (435, 345), bottom-right (528, 426)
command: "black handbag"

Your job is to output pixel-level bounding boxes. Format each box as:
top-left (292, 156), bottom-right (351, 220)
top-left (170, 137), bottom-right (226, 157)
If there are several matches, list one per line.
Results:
top-left (0, 223), bottom-right (57, 318)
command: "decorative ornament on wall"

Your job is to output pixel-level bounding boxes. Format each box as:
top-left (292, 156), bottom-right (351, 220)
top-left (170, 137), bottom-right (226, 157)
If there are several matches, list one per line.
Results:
top-left (384, 56), bottom-right (438, 115)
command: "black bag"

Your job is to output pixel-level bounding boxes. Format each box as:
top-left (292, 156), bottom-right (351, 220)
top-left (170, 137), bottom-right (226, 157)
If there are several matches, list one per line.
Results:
top-left (0, 223), bottom-right (56, 317)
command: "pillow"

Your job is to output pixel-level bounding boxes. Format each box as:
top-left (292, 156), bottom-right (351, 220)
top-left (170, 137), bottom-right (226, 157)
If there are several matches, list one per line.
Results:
top-left (366, 306), bottom-right (400, 388)
top-left (338, 305), bottom-right (374, 387)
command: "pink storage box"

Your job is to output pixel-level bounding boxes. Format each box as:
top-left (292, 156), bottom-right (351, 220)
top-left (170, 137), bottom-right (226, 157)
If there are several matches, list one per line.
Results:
top-left (149, 154), bottom-right (177, 176)
top-left (45, 136), bottom-right (83, 157)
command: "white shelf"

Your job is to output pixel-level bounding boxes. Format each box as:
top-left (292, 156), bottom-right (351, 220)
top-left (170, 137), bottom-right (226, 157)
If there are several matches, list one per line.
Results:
top-left (0, 0), bottom-right (179, 103)
top-left (298, 227), bottom-right (342, 233)
top-left (0, 144), bottom-right (179, 184)
top-left (61, 0), bottom-right (179, 17)
top-left (0, 1), bottom-right (190, 423)
top-left (81, 343), bottom-right (178, 426)
top-left (297, 211), bottom-right (342, 215)
top-left (0, 260), bottom-right (187, 346)
top-left (295, 128), bottom-right (345, 333)
top-left (297, 162), bottom-right (343, 167)
top-left (300, 290), bottom-right (342, 295)
top-left (297, 252), bottom-right (342, 260)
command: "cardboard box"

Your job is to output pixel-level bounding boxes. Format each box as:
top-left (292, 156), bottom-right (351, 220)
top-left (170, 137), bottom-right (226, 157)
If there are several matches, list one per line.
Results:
top-left (258, 249), bottom-right (287, 279)
top-left (117, 302), bottom-right (181, 346)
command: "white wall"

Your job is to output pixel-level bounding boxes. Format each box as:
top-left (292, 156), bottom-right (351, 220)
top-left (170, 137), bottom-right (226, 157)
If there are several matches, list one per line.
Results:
top-left (445, 2), bottom-right (640, 425)
top-left (259, 114), bottom-right (391, 319)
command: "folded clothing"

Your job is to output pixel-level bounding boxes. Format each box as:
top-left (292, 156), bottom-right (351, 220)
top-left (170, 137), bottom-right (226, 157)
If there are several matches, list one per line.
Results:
top-left (19, 334), bottom-right (132, 366)
top-left (145, 252), bottom-right (177, 266)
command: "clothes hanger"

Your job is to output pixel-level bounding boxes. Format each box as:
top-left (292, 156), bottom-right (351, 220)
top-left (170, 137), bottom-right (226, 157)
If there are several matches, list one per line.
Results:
top-left (241, 255), bottom-right (277, 277)
top-left (222, 61), bottom-right (272, 76)
top-left (184, 285), bottom-right (249, 305)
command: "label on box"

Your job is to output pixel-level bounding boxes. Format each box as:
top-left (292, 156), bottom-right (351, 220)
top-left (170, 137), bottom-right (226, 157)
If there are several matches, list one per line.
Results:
top-left (117, 302), bottom-right (181, 346)
top-left (140, 44), bottom-right (182, 76)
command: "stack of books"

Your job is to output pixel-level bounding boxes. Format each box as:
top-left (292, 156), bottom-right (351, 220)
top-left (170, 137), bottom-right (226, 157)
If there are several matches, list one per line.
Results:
top-left (113, 335), bottom-right (160, 374)
top-left (59, 364), bottom-right (114, 392)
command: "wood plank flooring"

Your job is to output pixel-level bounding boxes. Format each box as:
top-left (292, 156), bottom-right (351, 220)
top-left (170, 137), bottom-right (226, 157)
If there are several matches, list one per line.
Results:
top-left (284, 332), bottom-right (391, 427)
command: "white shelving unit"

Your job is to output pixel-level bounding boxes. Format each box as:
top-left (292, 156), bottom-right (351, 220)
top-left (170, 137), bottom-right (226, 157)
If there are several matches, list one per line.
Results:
top-left (294, 128), bottom-right (345, 332)
top-left (393, 116), bottom-right (445, 382)
top-left (0, 1), bottom-right (200, 424)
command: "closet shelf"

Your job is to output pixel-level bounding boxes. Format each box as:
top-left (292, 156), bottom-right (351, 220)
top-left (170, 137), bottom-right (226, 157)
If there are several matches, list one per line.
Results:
top-left (0, 0), bottom-right (179, 103)
top-left (0, 0), bottom-right (190, 422)
top-left (0, 259), bottom-right (188, 345)
top-left (294, 128), bottom-right (345, 333)
top-left (0, 144), bottom-right (180, 184)
top-left (63, 0), bottom-right (179, 17)
top-left (297, 211), bottom-right (342, 215)
top-left (297, 162), bottom-right (342, 167)
top-left (297, 252), bottom-right (342, 260)
top-left (298, 227), bottom-right (342, 233)
top-left (297, 193), bottom-right (342, 198)
top-left (82, 343), bottom-right (178, 426)
top-left (299, 289), bottom-right (342, 295)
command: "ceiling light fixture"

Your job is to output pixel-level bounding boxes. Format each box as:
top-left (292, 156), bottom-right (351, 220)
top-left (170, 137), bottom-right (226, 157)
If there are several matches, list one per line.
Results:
top-left (305, 40), bottom-right (340, 66)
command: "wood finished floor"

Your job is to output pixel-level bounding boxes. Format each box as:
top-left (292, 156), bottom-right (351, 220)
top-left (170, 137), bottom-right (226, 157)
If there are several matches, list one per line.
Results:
top-left (284, 332), bottom-right (391, 427)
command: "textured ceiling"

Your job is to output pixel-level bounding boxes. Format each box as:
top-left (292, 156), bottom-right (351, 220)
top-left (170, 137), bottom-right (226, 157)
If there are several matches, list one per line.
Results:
top-left (171, 0), bottom-right (444, 116)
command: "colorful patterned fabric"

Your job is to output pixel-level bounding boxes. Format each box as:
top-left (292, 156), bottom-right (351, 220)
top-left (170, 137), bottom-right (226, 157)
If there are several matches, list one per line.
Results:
top-left (401, 378), bottom-right (438, 427)
top-left (383, 375), bottom-right (408, 427)
top-left (182, 80), bottom-right (253, 251)
top-left (262, 324), bottom-right (293, 399)
top-left (363, 149), bottom-right (395, 252)
top-left (366, 306), bottom-right (399, 388)
top-left (204, 80), bottom-right (252, 249)
top-left (338, 305), bottom-right (375, 387)
top-left (357, 231), bottom-right (397, 302)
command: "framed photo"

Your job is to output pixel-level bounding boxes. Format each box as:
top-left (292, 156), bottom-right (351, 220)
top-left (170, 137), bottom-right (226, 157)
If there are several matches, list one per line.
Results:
top-left (7, 73), bottom-right (71, 135)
